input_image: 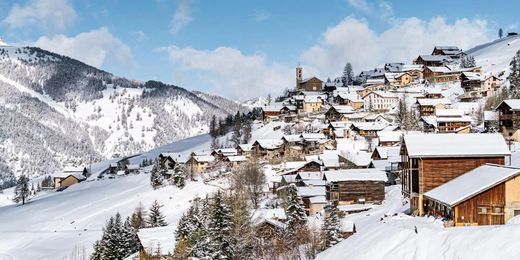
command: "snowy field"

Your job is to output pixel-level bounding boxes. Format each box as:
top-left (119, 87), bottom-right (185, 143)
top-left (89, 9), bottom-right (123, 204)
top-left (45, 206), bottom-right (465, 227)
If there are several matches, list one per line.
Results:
top-left (317, 186), bottom-right (520, 260)
top-left (0, 174), bottom-right (217, 259)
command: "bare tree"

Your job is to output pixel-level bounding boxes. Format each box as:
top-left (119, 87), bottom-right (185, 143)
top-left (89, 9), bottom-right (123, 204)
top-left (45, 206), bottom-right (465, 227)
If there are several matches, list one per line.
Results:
top-left (229, 162), bottom-right (266, 208)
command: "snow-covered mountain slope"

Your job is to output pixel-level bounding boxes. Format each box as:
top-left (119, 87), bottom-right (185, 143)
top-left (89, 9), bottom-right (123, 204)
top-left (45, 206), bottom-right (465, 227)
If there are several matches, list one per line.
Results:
top-left (192, 91), bottom-right (249, 115)
top-left (0, 46), bottom-right (245, 180)
top-left (242, 96), bottom-right (268, 109)
top-left (466, 34), bottom-right (520, 77)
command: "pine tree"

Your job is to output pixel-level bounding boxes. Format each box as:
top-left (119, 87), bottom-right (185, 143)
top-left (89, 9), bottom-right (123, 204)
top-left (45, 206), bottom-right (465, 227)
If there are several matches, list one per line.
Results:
top-left (207, 191), bottom-right (234, 259)
top-left (322, 204), bottom-right (342, 248)
top-left (499, 28), bottom-right (503, 38)
top-left (231, 112), bottom-right (242, 147)
top-left (150, 161), bottom-right (164, 189)
top-left (90, 240), bottom-right (103, 260)
top-left (13, 175), bottom-right (30, 205)
top-left (210, 115), bottom-right (219, 149)
top-left (284, 184), bottom-right (307, 231)
top-left (508, 50), bottom-right (520, 98)
top-left (131, 202), bottom-right (147, 229)
top-left (121, 217), bottom-right (139, 256)
top-left (147, 200), bottom-right (168, 227)
top-left (342, 62), bottom-right (354, 87)
top-left (172, 163), bottom-right (186, 188)
top-left (242, 119), bottom-right (252, 144)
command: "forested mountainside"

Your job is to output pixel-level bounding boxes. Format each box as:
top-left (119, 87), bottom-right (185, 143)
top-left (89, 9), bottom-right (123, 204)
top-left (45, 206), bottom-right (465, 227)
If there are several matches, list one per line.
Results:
top-left (0, 46), bottom-right (246, 184)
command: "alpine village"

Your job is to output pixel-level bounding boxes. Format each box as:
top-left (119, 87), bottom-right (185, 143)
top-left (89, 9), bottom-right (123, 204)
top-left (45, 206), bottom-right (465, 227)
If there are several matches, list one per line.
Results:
top-left (4, 5), bottom-right (520, 260)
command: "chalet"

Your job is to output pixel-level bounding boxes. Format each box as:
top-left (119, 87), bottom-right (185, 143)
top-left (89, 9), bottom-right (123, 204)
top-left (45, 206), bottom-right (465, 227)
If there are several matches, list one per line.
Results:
top-left (297, 186), bottom-right (327, 215)
top-left (186, 155), bottom-right (215, 174)
top-left (53, 166), bottom-right (88, 189)
top-left (299, 77), bottom-right (323, 92)
top-left (158, 153), bottom-right (178, 170)
top-left (416, 98), bottom-right (451, 116)
top-left (282, 134), bottom-right (304, 159)
top-left (484, 110), bottom-right (499, 131)
top-left (363, 114), bottom-right (389, 124)
top-left (424, 164), bottom-right (520, 226)
top-left (402, 64), bottom-right (424, 80)
top-left (281, 160), bottom-right (323, 175)
top-left (137, 226), bottom-right (176, 259)
top-left (421, 109), bottom-right (472, 133)
top-left (54, 173), bottom-right (86, 189)
top-left (414, 55), bottom-right (451, 67)
top-left (211, 148), bottom-right (238, 161)
top-left (351, 122), bottom-right (388, 137)
top-left (303, 95), bottom-right (322, 113)
top-left (323, 169), bottom-right (387, 205)
top-left (223, 155), bottom-right (248, 169)
top-left (376, 131), bottom-right (403, 146)
top-left (423, 88), bottom-right (444, 99)
top-left (460, 71), bottom-right (484, 101)
top-left (295, 171), bottom-right (326, 187)
top-left (370, 146), bottom-right (401, 183)
top-left (384, 62), bottom-right (404, 73)
top-left (324, 105), bottom-right (355, 122)
top-left (301, 133), bottom-right (328, 155)
top-left (482, 75), bottom-right (501, 97)
top-left (423, 66), bottom-right (460, 83)
top-left (324, 79), bottom-right (341, 92)
top-left (400, 133), bottom-right (510, 215)
top-left (357, 68), bottom-right (385, 83)
top-left (252, 139), bottom-right (284, 162)
top-left (343, 150), bottom-right (372, 169)
top-left (236, 143), bottom-right (253, 157)
top-left (431, 46), bottom-right (464, 59)
top-left (496, 99), bottom-right (520, 141)
top-left (334, 93), bottom-right (364, 109)
top-left (361, 91), bottom-right (398, 112)
top-left (125, 164), bottom-right (140, 174)
top-left (262, 104), bottom-right (297, 122)
top-left (385, 72), bottom-right (413, 87)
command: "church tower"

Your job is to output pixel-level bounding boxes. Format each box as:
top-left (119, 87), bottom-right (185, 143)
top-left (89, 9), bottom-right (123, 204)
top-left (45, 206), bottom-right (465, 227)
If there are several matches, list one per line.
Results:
top-left (296, 65), bottom-right (303, 89)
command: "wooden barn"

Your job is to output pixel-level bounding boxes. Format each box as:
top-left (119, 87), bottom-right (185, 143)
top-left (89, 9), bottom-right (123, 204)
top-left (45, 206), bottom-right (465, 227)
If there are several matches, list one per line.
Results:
top-left (323, 169), bottom-right (388, 205)
top-left (401, 133), bottom-right (510, 216)
top-left (424, 164), bottom-right (520, 226)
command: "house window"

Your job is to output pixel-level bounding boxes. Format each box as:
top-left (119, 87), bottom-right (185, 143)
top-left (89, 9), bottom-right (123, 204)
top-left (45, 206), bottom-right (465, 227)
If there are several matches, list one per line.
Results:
top-left (514, 210), bottom-right (520, 216)
top-left (492, 207), bottom-right (504, 214)
top-left (477, 207), bottom-right (489, 214)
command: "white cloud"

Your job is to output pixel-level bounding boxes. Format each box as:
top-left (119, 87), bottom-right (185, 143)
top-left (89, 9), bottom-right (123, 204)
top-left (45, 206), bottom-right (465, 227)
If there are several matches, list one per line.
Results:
top-left (34, 27), bottom-right (135, 69)
top-left (346, 0), bottom-right (371, 14)
top-left (254, 10), bottom-right (271, 22)
top-left (300, 16), bottom-right (491, 78)
top-left (2, 0), bottom-right (76, 32)
top-left (170, 0), bottom-right (192, 34)
top-left (379, 2), bottom-right (394, 20)
top-left (158, 45), bottom-right (293, 100)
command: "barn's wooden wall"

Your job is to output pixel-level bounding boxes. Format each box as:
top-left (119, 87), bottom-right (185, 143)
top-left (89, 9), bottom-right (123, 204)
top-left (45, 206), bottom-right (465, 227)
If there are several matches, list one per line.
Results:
top-left (329, 180), bottom-right (385, 204)
top-left (419, 156), bottom-right (504, 193)
top-left (455, 183), bottom-right (505, 225)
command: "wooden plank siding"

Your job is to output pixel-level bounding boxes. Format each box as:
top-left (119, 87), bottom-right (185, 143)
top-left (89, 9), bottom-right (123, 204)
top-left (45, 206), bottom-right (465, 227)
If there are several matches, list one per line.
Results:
top-left (418, 157), bottom-right (505, 194)
top-left (455, 183), bottom-right (505, 225)
top-left (327, 180), bottom-right (385, 204)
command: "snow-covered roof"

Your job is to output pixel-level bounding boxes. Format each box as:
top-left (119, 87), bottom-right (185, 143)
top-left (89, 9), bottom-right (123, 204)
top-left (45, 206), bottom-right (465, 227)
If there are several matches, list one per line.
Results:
top-left (254, 139), bottom-right (283, 149)
top-left (416, 98), bottom-right (451, 106)
top-left (499, 99), bottom-right (520, 111)
top-left (403, 133), bottom-right (510, 158)
top-left (419, 55), bottom-right (451, 62)
top-left (424, 164), bottom-right (520, 207)
top-left (237, 143), bottom-right (253, 152)
top-left (323, 169), bottom-right (387, 182)
top-left (364, 91), bottom-right (398, 99)
top-left (374, 146), bottom-right (401, 159)
top-left (303, 179), bottom-right (327, 187)
top-left (226, 155), bottom-right (247, 162)
top-left (426, 66), bottom-right (453, 73)
top-left (62, 166), bottom-right (86, 173)
top-left (352, 122), bottom-right (388, 131)
top-left (462, 71), bottom-right (484, 81)
top-left (330, 105), bottom-right (355, 114)
top-left (301, 133), bottom-right (327, 141)
top-left (304, 96), bottom-right (321, 103)
top-left (283, 134), bottom-right (303, 143)
top-left (137, 226), bottom-right (176, 255)
top-left (251, 208), bottom-right (287, 225)
top-left (435, 115), bottom-right (472, 123)
top-left (297, 171), bottom-right (323, 180)
top-left (126, 164), bottom-right (140, 170)
top-left (297, 186), bottom-right (326, 197)
top-left (377, 131), bottom-right (403, 143)
top-left (193, 155), bottom-right (215, 163)
top-left (435, 109), bottom-right (464, 117)
top-left (309, 195), bottom-right (327, 204)
top-left (484, 111), bottom-right (498, 121)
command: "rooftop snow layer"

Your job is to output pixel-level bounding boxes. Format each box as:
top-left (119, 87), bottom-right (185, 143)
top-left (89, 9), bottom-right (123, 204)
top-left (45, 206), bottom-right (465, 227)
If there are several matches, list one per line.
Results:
top-left (424, 164), bottom-right (520, 206)
top-left (403, 133), bottom-right (510, 158)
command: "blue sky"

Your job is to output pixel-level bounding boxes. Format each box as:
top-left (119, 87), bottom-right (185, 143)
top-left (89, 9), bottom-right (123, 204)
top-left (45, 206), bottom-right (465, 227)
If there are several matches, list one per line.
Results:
top-left (0, 0), bottom-right (517, 99)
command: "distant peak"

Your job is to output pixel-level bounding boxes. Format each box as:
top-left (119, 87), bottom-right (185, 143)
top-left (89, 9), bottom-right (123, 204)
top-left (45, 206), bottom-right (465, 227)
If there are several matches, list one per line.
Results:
top-left (0, 38), bottom-right (8, 47)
